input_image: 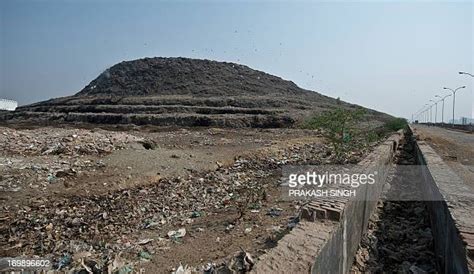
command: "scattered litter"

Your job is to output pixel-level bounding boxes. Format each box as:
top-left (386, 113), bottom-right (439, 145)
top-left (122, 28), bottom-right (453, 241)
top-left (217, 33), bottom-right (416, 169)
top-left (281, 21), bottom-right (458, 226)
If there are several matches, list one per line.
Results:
top-left (173, 263), bottom-right (192, 274)
top-left (144, 220), bottom-right (161, 229)
top-left (56, 254), bottom-right (72, 270)
top-left (228, 248), bottom-right (254, 272)
top-left (287, 216), bottom-right (299, 229)
top-left (1, 126), bottom-right (358, 271)
top-left (191, 211), bottom-right (203, 218)
top-left (267, 207), bottom-right (283, 217)
top-left (139, 251), bottom-right (152, 261)
top-left (118, 265), bottom-right (133, 274)
top-left (137, 238), bottom-right (153, 245)
top-left (47, 174), bottom-right (56, 183)
top-left (167, 228), bottom-right (187, 240)
top-left (225, 224), bottom-right (234, 232)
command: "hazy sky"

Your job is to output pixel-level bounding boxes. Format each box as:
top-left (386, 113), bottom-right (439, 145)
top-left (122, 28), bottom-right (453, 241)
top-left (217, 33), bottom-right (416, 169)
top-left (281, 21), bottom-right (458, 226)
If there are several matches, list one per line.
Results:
top-left (1, 0), bottom-right (472, 120)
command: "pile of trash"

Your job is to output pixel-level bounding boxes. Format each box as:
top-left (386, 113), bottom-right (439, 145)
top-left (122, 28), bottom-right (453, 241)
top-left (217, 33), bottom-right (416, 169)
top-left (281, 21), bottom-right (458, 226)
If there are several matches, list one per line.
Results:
top-left (0, 127), bottom-right (145, 156)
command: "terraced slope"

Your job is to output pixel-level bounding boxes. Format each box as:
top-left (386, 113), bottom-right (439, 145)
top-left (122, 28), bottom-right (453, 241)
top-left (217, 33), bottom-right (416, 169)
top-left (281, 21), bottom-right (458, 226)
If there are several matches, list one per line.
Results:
top-left (1, 57), bottom-right (390, 127)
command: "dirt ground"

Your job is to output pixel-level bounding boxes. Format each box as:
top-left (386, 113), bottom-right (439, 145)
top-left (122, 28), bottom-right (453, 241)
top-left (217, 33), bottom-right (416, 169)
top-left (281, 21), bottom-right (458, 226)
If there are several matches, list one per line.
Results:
top-left (411, 125), bottom-right (474, 191)
top-left (2, 124), bottom-right (363, 273)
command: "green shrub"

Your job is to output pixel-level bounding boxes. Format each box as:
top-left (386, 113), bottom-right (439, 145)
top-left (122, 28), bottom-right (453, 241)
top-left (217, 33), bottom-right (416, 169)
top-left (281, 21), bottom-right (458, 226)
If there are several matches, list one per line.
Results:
top-left (303, 107), bottom-right (366, 162)
top-left (385, 117), bottom-right (407, 131)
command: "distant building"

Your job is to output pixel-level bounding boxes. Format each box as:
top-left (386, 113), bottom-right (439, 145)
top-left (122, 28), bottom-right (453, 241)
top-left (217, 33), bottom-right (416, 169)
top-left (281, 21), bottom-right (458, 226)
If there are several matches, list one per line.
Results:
top-left (0, 99), bottom-right (18, 111)
top-left (449, 117), bottom-right (474, 125)
top-left (460, 117), bottom-right (474, 125)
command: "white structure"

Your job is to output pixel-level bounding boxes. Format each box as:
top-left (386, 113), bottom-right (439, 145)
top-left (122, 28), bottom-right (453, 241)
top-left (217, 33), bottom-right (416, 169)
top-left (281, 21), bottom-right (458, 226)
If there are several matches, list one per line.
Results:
top-left (0, 99), bottom-right (18, 111)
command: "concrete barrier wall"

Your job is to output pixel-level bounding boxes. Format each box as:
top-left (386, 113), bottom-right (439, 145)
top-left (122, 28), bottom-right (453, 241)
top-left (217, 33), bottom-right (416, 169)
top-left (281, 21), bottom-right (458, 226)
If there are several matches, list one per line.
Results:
top-left (411, 129), bottom-right (473, 273)
top-left (419, 123), bottom-right (473, 132)
top-left (253, 131), bottom-right (403, 273)
top-left (312, 134), bottom-right (400, 273)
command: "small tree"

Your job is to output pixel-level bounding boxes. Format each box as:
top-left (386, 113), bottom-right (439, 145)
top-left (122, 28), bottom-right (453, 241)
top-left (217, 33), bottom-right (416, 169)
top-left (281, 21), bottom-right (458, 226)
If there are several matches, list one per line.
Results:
top-left (304, 107), bottom-right (366, 162)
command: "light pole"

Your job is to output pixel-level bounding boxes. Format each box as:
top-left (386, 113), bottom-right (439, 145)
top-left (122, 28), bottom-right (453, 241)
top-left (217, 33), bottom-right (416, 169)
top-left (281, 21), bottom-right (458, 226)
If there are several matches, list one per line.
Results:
top-left (425, 104), bottom-right (430, 123)
top-left (417, 107), bottom-right (425, 123)
top-left (439, 94), bottom-right (451, 124)
top-left (444, 86), bottom-right (466, 125)
top-left (429, 100), bottom-right (435, 123)
top-left (433, 96), bottom-right (442, 124)
top-left (434, 95), bottom-right (442, 124)
top-left (459, 71), bottom-right (474, 77)
top-left (459, 72), bottom-right (473, 125)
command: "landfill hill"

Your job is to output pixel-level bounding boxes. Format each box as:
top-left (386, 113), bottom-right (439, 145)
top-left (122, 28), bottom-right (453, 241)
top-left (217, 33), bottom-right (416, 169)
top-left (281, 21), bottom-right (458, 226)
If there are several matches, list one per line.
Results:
top-left (2, 57), bottom-right (391, 127)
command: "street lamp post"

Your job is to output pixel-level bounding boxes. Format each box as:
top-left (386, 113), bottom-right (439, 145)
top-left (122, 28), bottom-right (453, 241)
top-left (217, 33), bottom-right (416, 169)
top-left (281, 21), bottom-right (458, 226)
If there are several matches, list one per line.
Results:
top-left (425, 104), bottom-right (430, 123)
top-left (444, 86), bottom-right (466, 126)
top-left (434, 95), bottom-right (442, 124)
top-left (434, 98), bottom-right (442, 124)
top-left (439, 94), bottom-right (451, 124)
top-left (459, 71), bottom-right (474, 77)
top-left (429, 100), bottom-right (436, 124)
top-left (417, 107), bottom-right (425, 123)
top-left (459, 72), bottom-right (473, 126)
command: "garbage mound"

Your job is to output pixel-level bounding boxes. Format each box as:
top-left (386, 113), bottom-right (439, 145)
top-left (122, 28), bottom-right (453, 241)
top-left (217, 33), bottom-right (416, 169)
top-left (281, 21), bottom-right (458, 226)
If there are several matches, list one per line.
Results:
top-left (1, 57), bottom-right (390, 128)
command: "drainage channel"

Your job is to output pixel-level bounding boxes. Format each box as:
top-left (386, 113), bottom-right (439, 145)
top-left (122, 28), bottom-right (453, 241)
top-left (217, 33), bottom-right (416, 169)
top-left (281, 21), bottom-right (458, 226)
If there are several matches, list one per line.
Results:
top-left (352, 131), bottom-right (439, 273)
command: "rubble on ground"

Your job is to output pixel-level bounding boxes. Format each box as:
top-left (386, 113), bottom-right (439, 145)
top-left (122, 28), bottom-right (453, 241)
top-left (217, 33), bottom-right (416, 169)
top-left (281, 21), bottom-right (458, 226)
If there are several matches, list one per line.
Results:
top-left (0, 127), bottom-right (144, 156)
top-left (0, 127), bottom-right (151, 193)
top-left (0, 126), bottom-right (379, 272)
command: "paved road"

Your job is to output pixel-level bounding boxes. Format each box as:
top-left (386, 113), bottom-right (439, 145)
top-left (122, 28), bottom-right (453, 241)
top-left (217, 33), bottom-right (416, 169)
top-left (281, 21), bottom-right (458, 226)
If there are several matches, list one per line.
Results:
top-left (412, 125), bottom-right (474, 190)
